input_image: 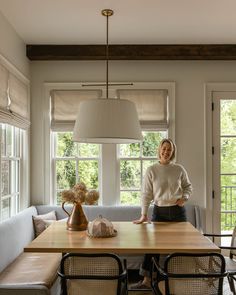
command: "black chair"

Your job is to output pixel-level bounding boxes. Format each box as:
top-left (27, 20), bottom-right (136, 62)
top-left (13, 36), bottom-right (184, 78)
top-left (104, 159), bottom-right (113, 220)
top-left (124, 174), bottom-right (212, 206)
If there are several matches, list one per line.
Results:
top-left (57, 253), bottom-right (128, 295)
top-left (151, 252), bottom-right (226, 295)
top-left (204, 228), bottom-right (236, 294)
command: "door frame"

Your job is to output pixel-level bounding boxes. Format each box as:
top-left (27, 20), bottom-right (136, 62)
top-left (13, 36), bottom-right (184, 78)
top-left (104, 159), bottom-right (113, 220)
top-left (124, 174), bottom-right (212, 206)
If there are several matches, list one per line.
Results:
top-left (205, 83), bottom-right (236, 233)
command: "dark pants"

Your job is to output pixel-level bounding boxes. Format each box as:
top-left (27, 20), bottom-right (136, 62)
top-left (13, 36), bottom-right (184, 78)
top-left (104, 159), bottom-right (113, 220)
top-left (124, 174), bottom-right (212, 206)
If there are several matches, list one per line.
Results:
top-left (140, 205), bottom-right (187, 277)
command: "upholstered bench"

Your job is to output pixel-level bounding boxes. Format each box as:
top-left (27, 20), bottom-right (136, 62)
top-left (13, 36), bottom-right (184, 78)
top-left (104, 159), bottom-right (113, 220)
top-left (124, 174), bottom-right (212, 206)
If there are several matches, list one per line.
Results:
top-left (0, 207), bottom-right (61, 295)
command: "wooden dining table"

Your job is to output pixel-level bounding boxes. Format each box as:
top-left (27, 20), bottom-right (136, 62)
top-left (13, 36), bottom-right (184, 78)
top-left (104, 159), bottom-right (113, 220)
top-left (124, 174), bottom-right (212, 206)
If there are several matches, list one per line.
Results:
top-left (24, 221), bottom-right (220, 254)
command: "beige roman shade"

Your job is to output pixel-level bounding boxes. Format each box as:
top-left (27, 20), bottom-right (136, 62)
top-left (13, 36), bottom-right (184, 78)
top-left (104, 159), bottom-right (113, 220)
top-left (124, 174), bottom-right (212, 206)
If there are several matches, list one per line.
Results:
top-left (0, 63), bottom-right (11, 124)
top-left (51, 89), bottom-right (102, 131)
top-left (0, 62), bottom-right (30, 129)
top-left (117, 89), bottom-right (168, 129)
top-left (8, 73), bottom-right (29, 119)
top-left (0, 63), bottom-right (8, 109)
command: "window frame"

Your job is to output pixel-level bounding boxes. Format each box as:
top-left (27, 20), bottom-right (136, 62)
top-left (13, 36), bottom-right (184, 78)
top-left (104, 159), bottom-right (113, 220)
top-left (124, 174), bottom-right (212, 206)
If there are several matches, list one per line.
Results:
top-left (0, 124), bottom-right (28, 221)
top-left (44, 82), bottom-right (175, 205)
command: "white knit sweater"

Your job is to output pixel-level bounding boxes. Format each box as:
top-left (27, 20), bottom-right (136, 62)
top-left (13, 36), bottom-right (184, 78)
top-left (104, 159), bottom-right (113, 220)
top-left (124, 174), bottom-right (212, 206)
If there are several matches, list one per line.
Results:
top-left (141, 162), bottom-right (193, 215)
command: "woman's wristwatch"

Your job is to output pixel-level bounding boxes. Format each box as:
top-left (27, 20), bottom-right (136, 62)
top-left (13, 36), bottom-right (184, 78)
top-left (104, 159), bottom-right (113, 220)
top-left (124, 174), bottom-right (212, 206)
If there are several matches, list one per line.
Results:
top-left (182, 196), bottom-right (189, 202)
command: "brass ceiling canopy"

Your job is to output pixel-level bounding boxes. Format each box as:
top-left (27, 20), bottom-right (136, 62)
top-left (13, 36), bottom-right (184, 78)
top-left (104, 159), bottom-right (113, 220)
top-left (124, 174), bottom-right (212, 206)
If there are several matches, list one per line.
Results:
top-left (101, 9), bottom-right (114, 17)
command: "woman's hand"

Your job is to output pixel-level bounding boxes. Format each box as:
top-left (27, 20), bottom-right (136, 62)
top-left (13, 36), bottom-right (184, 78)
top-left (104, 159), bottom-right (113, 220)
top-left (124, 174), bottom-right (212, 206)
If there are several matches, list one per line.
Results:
top-left (176, 197), bottom-right (186, 207)
top-left (133, 214), bottom-right (149, 224)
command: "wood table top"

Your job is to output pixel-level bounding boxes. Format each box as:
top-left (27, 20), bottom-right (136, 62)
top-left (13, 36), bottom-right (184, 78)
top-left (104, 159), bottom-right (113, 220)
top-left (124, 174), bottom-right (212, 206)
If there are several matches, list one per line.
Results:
top-left (24, 221), bottom-right (220, 254)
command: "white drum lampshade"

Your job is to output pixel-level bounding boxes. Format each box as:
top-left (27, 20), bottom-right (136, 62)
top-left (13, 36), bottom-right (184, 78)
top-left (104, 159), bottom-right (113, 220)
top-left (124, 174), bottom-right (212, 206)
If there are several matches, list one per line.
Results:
top-left (73, 98), bottom-right (142, 143)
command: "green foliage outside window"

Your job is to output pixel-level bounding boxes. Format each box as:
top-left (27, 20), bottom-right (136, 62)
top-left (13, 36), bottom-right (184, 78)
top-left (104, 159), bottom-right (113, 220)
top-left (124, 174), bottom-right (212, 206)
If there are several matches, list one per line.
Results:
top-left (142, 131), bottom-right (164, 157)
top-left (220, 100), bottom-right (236, 231)
top-left (78, 160), bottom-right (98, 189)
top-left (120, 192), bottom-right (140, 205)
top-left (56, 132), bottom-right (76, 157)
top-left (56, 160), bottom-right (76, 190)
top-left (120, 160), bottom-right (140, 189)
top-left (55, 132), bottom-right (99, 204)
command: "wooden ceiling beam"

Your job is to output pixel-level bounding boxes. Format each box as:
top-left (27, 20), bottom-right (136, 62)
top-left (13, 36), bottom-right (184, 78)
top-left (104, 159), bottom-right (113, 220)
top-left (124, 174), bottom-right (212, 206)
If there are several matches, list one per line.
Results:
top-left (26, 44), bottom-right (236, 60)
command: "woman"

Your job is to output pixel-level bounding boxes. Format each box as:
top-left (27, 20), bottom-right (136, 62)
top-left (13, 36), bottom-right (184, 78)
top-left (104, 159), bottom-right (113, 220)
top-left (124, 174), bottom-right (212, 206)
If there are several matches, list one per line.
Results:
top-left (131, 138), bottom-right (193, 289)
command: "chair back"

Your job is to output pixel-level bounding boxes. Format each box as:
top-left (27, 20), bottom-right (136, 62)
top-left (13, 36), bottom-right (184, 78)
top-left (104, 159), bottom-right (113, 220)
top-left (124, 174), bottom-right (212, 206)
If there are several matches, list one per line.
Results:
top-left (153, 252), bottom-right (226, 295)
top-left (58, 253), bottom-right (127, 295)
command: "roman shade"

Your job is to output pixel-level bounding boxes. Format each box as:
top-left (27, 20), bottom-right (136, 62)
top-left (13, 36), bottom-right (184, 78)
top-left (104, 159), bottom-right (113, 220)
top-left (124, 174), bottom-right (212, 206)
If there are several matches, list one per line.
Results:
top-left (50, 89), bottom-right (102, 131)
top-left (8, 73), bottom-right (29, 119)
top-left (117, 89), bottom-right (168, 129)
top-left (0, 62), bottom-right (30, 129)
top-left (0, 63), bottom-right (8, 109)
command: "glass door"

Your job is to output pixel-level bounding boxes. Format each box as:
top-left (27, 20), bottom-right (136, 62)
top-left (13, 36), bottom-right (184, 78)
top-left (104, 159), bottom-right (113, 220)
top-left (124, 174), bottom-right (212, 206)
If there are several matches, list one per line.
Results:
top-left (212, 92), bottom-right (236, 234)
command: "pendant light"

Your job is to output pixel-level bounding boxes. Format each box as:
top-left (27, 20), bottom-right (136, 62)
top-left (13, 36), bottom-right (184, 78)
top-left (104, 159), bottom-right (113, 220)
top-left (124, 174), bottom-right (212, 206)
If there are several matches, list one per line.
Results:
top-left (72, 9), bottom-right (142, 143)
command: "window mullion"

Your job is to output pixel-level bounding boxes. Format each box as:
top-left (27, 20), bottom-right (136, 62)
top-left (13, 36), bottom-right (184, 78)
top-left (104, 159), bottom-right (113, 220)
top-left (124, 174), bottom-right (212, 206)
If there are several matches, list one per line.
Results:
top-left (101, 144), bottom-right (119, 205)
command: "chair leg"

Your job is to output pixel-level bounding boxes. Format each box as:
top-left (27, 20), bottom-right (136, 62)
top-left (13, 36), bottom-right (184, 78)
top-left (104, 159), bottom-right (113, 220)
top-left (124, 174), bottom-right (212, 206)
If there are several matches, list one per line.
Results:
top-left (151, 281), bottom-right (163, 295)
top-left (124, 277), bottom-right (128, 295)
top-left (228, 275), bottom-right (236, 295)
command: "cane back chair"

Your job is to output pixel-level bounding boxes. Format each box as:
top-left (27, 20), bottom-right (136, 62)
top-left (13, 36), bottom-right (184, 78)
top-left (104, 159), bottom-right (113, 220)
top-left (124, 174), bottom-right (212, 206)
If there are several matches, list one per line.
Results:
top-left (57, 253), bottom-right (128, 295)
top-left (151, 252), bottom-right (226, 295)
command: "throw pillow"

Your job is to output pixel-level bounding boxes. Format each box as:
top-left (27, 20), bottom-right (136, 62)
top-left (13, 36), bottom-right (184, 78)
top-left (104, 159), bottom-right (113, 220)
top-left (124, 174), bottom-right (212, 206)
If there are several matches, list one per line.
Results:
top-left (33, 211), bottom-right (57, 237)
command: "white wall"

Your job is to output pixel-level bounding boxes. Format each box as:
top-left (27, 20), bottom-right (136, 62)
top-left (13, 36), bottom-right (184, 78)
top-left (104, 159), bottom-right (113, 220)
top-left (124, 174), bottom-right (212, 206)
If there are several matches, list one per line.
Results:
top-left (0, 10), bottom-right (30, 78)
top-left (30, 60), bottom-right (236, 216)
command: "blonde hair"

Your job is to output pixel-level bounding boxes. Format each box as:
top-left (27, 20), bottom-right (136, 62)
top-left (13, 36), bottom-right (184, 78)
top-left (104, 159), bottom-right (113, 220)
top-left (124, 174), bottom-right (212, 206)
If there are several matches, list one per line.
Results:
top-left (157, 138), bottom-right (176, 162)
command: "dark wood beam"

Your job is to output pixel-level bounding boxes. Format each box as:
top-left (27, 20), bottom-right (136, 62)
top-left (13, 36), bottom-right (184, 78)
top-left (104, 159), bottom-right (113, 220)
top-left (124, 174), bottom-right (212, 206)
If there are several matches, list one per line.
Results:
top-left (26, 44), bottom-right (236, 61)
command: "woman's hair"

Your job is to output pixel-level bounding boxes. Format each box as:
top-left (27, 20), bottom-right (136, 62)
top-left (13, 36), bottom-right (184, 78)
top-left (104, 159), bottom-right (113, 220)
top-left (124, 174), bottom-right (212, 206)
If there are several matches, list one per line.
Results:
top-left (157, 138), bottom-right (177, 162)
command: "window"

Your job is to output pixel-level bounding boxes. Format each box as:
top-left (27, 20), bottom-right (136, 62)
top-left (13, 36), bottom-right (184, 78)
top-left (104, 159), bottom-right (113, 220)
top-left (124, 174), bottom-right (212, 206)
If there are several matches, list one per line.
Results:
top-left (0, 58), bottom-right (30, 221)
top-left (119, 131), bottom-right (167, 205)
top-left (53, 132), bottom-right (100, 205)
top-left (48, 82), bottom-right (175, 205)
top-left (0, 124), bottom-right (25, 221)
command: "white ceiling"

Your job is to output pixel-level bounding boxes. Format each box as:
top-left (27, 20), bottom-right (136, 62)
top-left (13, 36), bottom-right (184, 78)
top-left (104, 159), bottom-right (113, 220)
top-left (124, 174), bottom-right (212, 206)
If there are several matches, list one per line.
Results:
top-left (0, 0), bottom-right (236, 45)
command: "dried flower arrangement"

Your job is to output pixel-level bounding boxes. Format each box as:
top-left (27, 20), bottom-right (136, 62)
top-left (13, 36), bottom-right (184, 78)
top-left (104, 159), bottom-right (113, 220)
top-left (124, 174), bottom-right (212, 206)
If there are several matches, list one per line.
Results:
top-left (61, 182), bottom-right (99, 205)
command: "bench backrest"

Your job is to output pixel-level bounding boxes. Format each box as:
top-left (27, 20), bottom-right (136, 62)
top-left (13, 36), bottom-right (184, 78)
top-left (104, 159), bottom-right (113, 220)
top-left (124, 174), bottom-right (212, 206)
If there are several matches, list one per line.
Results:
top-left (0, 206), bottom-right (37, 272)
top-left (36, 203), bottom-right (201, 229)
